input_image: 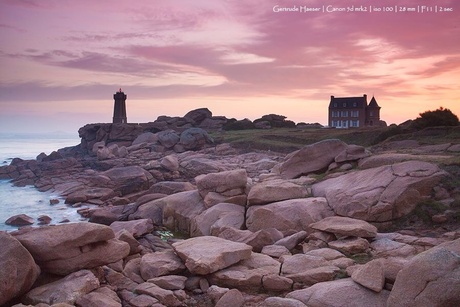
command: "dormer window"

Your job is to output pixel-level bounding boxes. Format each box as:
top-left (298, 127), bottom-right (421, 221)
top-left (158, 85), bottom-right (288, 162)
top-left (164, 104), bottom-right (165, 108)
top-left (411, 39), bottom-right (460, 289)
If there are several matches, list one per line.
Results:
top-left (353, 102), bottom-right (357, 107)
top-left (334, 103), bottom-right (337, 107)
top-left (343, 103), bottom-right (346, 107)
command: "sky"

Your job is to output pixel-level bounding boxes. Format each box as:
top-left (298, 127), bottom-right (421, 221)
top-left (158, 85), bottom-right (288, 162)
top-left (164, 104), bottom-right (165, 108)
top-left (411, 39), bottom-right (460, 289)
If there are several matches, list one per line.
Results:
top-left (1, 0), bottom-right (459, 134)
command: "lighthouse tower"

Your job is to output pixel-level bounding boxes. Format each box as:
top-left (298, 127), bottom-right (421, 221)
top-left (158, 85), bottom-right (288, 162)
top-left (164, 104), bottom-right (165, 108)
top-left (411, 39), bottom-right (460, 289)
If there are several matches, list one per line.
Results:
top-left (113, 88), bottom-right (127, 123)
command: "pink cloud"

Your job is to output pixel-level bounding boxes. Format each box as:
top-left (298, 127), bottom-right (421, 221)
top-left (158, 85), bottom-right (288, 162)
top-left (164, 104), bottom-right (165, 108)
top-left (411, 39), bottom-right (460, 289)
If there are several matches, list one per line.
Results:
top-left (1, 0), bottom-right (459, 128)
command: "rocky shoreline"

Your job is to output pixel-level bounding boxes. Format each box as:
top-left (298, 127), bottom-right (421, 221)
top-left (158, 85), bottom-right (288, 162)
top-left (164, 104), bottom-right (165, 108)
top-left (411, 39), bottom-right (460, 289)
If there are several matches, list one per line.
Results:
top-left (1, 109), bottom-right (459, 306)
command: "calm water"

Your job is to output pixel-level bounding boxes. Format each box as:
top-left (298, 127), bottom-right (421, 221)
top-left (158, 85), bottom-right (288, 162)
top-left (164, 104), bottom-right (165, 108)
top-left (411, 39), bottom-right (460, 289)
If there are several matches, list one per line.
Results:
top-left (0, 134), bottom-right (91, 231)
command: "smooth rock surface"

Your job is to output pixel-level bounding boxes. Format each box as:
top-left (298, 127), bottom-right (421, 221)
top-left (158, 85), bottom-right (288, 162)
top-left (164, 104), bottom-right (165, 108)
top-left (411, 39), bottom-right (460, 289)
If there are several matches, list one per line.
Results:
top-left (286, 278), bottom-right (390, 307)
top-left (312, 161), bottom-right (447, 222)
top-left (246, 197), bottom-right (334, 233)
top-left (387, 238), bottom-right (460, 307)
top-left (23, 270), bottom-right (100, 305)
top-left (0, 232), bottom-right (40, 306)
top-left (172, 236), bottom-right (253, 275)
top-left (309, 216), bottom-right (378, 238)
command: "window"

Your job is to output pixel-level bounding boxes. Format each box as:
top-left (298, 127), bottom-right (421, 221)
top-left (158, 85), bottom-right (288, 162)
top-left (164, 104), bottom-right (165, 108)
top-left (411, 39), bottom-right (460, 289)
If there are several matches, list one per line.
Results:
top-left (341, 111), bottom-right (348, 117)
top-left (351, 110), bottom-right (359, 117)
top-left (343, 103), bottom-right (347, 107)
top-left (351, 120), bottom-right (359, 127)
top-left (353, 102), bottom-right (357, 107)
top-left (370, 111), bottom-right (374, 116)
top-left (333, 103), bottom-right (337, 107)
top-left (332, 120), bottom-right (338, 127)
top-left (332, 111), bottom-right (339, 117)
top-left (342, 120), bottom-right (348, 128)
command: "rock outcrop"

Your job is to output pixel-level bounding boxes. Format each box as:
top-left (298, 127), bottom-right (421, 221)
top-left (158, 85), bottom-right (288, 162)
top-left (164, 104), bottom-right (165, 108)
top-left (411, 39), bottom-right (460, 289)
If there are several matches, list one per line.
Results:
top-left (172, 236), bottom-right (253, 275)
top-left (1, 120), bottom-right (458, 306)
top-left (312, 161), bottom-right (447, 222)
top-left (0, 232), bottom-right (40, 306)
top-left (387, 238), bottom-right (460, 307)
top-left (13, 222), bottom-right (130, 275)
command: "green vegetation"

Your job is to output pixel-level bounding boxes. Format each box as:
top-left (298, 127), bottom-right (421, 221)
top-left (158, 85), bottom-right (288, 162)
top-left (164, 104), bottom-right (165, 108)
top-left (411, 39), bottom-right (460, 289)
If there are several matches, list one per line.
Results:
top-left (350, 252), bottom-right (373, 264)
top-left (411, 107), bottom-right (459, 130)
top-left (209, 124), bottom-right (460, 153)
top-left (209, 127), bottom-right (388, 153)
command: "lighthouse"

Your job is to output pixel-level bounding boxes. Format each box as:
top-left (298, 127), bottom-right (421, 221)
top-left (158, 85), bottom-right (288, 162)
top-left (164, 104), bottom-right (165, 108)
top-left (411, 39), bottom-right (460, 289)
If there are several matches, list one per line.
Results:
top-left (113, 88), bottom-right (127, 123)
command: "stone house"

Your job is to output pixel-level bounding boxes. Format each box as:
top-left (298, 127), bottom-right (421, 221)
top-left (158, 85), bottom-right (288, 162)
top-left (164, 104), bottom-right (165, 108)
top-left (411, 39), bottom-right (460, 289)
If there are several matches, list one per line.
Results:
top-left (328, 94), bottom-right (382, 128)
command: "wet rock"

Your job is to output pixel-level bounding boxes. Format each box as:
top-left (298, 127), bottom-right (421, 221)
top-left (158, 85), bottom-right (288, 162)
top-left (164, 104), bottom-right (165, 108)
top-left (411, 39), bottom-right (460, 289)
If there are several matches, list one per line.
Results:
top-left (37, 215), bottom-right (52, 225)
top-left (5, 214), bottom-right (34, 226)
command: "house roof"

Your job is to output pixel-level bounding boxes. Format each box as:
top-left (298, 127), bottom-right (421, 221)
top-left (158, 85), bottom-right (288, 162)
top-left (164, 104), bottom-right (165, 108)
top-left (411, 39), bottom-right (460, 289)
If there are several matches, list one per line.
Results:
top-left (329, 96), bottom-right (367, 108)
top-left (368, 96), bottom-right (380, 108)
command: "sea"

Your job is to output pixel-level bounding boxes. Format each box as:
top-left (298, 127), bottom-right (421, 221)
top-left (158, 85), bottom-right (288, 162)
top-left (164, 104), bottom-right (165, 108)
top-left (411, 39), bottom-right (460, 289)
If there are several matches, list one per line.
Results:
top-left (0, 133), bottom-right (90, 232)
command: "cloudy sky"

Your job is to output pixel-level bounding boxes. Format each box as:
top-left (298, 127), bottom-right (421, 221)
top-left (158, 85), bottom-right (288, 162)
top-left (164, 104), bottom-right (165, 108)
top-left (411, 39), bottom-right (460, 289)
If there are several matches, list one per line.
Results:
top-left (1, 0), bottom-right (459, 133)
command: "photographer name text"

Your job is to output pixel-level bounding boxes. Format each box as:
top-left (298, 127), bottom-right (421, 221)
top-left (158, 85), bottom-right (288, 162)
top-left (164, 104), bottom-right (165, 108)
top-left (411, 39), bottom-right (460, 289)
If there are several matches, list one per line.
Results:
top-left (272, 4), bottom-right (454, 13)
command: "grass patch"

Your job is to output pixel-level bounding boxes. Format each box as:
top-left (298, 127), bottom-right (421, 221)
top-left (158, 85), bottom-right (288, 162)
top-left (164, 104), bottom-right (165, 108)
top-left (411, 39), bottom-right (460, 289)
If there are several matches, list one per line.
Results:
top-left (350, 252), bottom-right (373, 264)
top-left (209, 127), bottom-right (388, 153)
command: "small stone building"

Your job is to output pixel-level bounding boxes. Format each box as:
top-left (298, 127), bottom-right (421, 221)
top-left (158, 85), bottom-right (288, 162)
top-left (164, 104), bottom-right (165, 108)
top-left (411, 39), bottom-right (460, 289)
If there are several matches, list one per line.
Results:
top-left (328, 94), bottom-right (382, 128)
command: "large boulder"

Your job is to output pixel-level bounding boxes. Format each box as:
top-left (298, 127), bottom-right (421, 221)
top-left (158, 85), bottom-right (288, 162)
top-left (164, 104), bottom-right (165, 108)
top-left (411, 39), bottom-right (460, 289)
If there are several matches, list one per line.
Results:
top-left (156, 130), bottom-right (180, 148)
top-left (286, 278), bottom-right (390, 307)
top-left (75, 287), bottom-right (122, 307)
top-left (102, 166), bottom-right (152, 195)
top-left (309, 216), bottom-right (378, 238)
top-left (350, 259), bottom-right (385, 292)
top-left (110, 219), bottom-right (154, 238)
top-left (312, 161), bottom-right (447, 222)
top-left (179, 128), bottom-right (213, 150)
top-left (218, 227), bottom-right (284, 253)
top-left (132, 132), bottom-right (158, 146)
top-left (247, 179), bottom-right (310, 206)
top-left (184, 108), bottom-right (212, 125)
top-left (208, 252), bottom-right (281, 291)
top-left (196, 169), bottom-right (248, 199)
top-left (22, 270), bottom-right (100, 305)
top-left (13, 222), bottom-right (130, 275)
top-left (140, 250), bottom-right (186, 280)
top-left (190, 203), bottom-right (245, 237)
top-left (162, 190), bottom-right (207, 235)
top-left (276, 139), bottom-right (348, 179)
top-left (246, 197), bottom-right (334, 233)
top-left (387, 238), bottom-right (460, 307)
top-left (0, 232), bottom-right (40, 306)
top-left (180, 157), bottom-right (226, 178)
top-left (172, 236), bottom-right (253, 275)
